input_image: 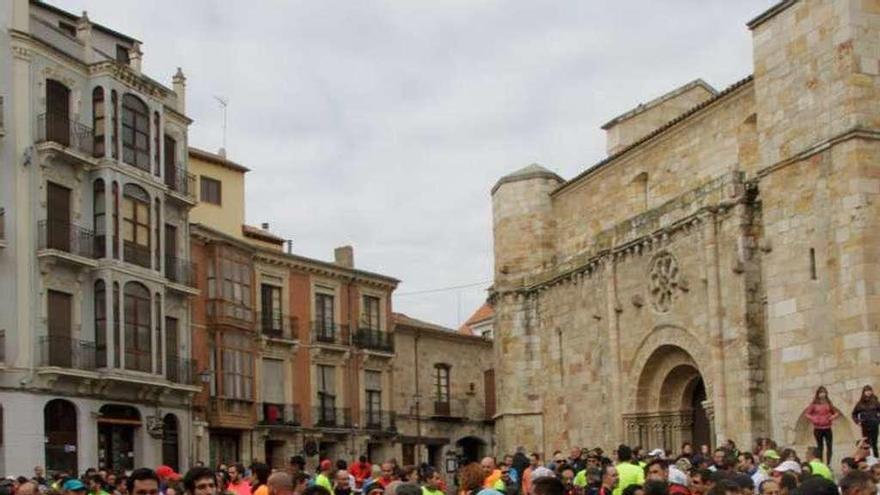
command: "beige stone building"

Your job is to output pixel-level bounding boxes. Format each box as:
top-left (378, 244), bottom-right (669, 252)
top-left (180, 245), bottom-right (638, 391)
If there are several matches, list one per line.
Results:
top-left (391, 313), bottom-right (494, 483)
top-left (490, 0), bottom-right (880, 462)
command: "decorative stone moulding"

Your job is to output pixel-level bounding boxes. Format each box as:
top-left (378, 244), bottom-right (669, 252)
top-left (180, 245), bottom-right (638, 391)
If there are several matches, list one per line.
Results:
top-left (648, 251), bottom-right (680, 313)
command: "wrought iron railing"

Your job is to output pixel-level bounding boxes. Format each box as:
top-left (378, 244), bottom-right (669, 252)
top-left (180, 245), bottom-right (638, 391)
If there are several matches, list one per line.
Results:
top-left (258, 403), bottom-right (302, 426)
top-left (313, 405), bottom-right (351, 428)
top-left (36, 112), bottom-right (94, 156)
top-left (164, 164), bottom-right (197, 200)
top-left (37, 336), bottom-right (96, 370)
top-left (166, 356), bottom-right (198, 385)
top-left (164, 255), bottom-right (197, 287)
top-left (433, 401), bottom-right (451, 416)
top-left (123, 241), bottom-right (151, 269)
top-left (353, 328), bottom-right (394, 353)
top-left (362, 410), bottom-right (396, 431)
top-left (37, 220), bottom-right (96, 258)
top-left (258, 312), bottom-right (298, 340)
top-left (311, 321), bottom-right (348, 345)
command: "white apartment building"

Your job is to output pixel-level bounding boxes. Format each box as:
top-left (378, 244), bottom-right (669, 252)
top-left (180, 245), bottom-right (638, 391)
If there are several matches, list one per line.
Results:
top-left (0, 0), bottom-right (200, 475)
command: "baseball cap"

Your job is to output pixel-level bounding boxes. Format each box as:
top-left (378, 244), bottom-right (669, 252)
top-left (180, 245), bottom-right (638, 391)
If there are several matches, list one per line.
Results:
top-left (773, 460), bottom-right (801, 474)
top-left (763, 450), bottom-right (780, 460)
top-left (62, 480), bottom-right (87, 492)
top-left (156, 465), bottom-right (181, 481)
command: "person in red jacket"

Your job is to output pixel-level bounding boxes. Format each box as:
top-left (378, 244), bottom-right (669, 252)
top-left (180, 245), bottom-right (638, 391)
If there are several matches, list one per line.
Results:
top-left (804, 386), bottom-right (840, 465)
top-left (349, 457), bottom-right (372, 490)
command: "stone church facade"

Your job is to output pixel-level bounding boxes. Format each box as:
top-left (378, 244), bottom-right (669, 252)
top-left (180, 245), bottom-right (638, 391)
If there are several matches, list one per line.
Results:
top-left (490, 0), bottom-right (880, 459)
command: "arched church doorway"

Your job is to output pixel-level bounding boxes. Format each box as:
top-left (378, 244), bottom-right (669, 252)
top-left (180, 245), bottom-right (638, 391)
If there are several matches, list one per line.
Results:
top-left (624, 345), bottom-right (713, 451)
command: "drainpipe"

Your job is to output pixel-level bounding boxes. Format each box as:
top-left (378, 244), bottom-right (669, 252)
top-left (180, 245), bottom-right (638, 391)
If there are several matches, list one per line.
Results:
top-left (414, 329), bottom-right (421, 465)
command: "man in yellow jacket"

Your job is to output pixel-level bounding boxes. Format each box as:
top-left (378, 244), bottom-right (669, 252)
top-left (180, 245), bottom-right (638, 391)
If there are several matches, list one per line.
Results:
top-left (613, 445), bottom-right (645, 495)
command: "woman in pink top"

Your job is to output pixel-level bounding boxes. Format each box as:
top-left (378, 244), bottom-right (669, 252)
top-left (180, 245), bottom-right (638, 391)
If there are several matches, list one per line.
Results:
top-left (804, 386), bottom-right (840, 465)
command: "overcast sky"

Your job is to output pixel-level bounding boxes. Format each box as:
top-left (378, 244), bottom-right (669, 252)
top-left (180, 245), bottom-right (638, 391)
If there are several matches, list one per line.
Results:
top-left (53, 0), bottom-right (774, 329)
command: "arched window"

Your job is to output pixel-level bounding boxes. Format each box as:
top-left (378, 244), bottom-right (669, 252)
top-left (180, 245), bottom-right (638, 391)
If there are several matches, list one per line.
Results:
top-left (95, 280), bottom-right (107, 367)
top-left (113, 282), bottom-right (120, 365)
top-left (153, 111), bottom-right (161, 176)
top-left (44, 399), bottom-right (78, 475)
top-left (110, 90), bottom-right (119, 159)
top-left (154, 198), bottom-right (161, 270)
top-left (94, 179), bottom-right (106, 257)
top-left (112, 181), bottom-right (120, 259)
top-left (93, 87), bottom-right (105, 157)
top-left (155, 293), bottom-right (162, 374)
top-left (121, 94), bottom-right (149, 170)
top-left (161, 414), bottom-right (179, 471)
top-left (434, 364), bottom-right (451, 415)
top-left (123, 282), bottom-right (151, 372)
top-left (123, 184), bottom-right (150, 268)
top-left (45, 79), bottom-right (70, 146)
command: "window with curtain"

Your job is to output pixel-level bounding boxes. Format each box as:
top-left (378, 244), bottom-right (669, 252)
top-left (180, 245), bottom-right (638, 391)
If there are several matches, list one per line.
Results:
top-left (112, 181), bottom-right (119, 259)
top-left (260, 284), bottom-right (282, 336)
top-left (220, 331), bottom-right (253, 401)
top-left (365, 370), bottom-right (382, 426)
top-left (220, 252), bottom-right (252, 320)
top-left (317, 365), bottom-right (335, 422)
top-left (93, 87), bottom-right (105, 158)
top-left (123, 282), bottom-right (151, 373)
top-left (262, 358), bottom-right (285, 405)
top-left (110, 90), bottom-right (118, 159)
top-left (122, 184), bottom-right (151, 268)
top-left (315, 292), bottom-right (334, 333)
top-left (362, 295), bottom-right (381, 330)
top-left (121, 93), bottom-right (149, 170)
top-left (94, 180), bottom-right (106, 258)
top-left (95, 280), bottom-right (106, 368)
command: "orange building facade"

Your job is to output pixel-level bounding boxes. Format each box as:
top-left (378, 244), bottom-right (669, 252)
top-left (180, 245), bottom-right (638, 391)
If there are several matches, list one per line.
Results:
top-left (187, 148), bottom-right (399, 467)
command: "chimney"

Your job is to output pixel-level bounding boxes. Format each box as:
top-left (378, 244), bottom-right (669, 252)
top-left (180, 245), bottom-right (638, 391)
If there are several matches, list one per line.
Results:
top-left (76, 11), bottom-right (93, 63)
top-left (286, 240), bottom-right (292, 254)
top-left (261, 222), bottom-right (270, 230)
top-left (129, 42), bottom-right (143, 73)
top-left (334, 246), bottom-right (354, 268)
top-left (172, 67), bottom-right (187, 114)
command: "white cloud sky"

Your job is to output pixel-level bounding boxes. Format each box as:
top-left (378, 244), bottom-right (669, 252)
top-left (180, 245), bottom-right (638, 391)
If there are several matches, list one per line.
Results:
top-left (51, 0), bottom-right (775, 328)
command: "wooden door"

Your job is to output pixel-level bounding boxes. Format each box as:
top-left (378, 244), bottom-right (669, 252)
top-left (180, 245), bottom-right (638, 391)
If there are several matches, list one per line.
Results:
top-left (484, 368), bottom-right (496, 419)
top-left (47, 182), bottom-right (71, 251)
top-left (46, 79), bottom-right (70, 146)
top-left (47, 290), bottom-right (72, 367)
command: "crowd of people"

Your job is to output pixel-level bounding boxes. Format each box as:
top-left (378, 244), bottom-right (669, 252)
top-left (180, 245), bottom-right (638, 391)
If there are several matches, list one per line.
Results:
top-left (2, 383), bottom-right (879, 495)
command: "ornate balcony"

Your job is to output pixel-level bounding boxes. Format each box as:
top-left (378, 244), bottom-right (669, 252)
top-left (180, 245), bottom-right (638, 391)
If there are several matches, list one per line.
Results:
top-left (165, 255), bottom-right (197, 287)
top-left (362, 410), bottom-right (396, 432)
top-left (258, 312), bottom-right (298, 340)
top-left (166, 356), bottom-right (198, 385)
top-left (310, 321), bottom-right (350, 347)
top-left (313, 405), bottom-right (352, 428)
top-left (258, 403), bottom-right (302, 427)
top-left (164, 164), bottom-right (197, 204)
top-left (37, 220), bottom-right (97, 264)
top-left (37, 336), bottom-right (97, 371)
top-left (353, 328), bottom-right (394, 353)
top-left (36, 112), bottom-right (94, 159)
top-left (123, 241), bottom-right (151, 269)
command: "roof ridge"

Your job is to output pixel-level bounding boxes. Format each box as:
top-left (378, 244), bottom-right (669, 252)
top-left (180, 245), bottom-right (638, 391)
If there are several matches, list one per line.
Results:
top-left (600, 78), bottom-right (718, 130)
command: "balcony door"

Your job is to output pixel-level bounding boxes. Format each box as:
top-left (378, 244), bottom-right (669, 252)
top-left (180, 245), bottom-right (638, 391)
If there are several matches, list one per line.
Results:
top-left (164, 224), bottom-right (177, 281)
top-left (47, 290), bottom-right (72, 368)
top-left (47, 182), bottom-right (71, 251)
top-left (46, 79), bottom-right (70, 146)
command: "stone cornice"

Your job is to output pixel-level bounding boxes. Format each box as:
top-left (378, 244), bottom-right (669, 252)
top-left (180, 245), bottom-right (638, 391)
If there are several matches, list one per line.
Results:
top-left (746, 0), bottom-right (798, 30)
top-left (89, 61), bottom-right (169, 99)
top-left (756, 127), bottom-right (880, 179)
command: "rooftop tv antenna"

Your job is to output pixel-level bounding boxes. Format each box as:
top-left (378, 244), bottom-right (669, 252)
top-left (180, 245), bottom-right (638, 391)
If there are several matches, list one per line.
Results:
top-left (214, 95), bottom-right (228, 155)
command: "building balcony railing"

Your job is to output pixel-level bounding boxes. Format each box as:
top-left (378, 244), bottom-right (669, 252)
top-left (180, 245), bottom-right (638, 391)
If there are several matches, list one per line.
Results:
top-left (166, 356), bottom-right (198, 385)
top-left (258, 403), bottom-right (302, 427)
top-left (207, 299), bottom-right (254, 329)
top-left (123, 241), bottom-right (151, 269)
top-left (37, 220), bottom-right (96, 259)
top-left (310, 321), bottom-right (350, 345)
top-left (164, 164), bottom-right (197, 200)
top-left (353, 328), bottom-right (394, 353)
top-left (433, 401), bottom-right (451, 417)
top-left (313, 405), bottom-right (352, 428)
top-left (362, 410), bottom-right (396, 431)
top-left (37, 336), bottom-right (97, 370)
top-left (258, 312), bottom-right (298, 340)
top-left (165, 255), bottom-right (197, 287)
top-left (36, 112), bottom-right (94, 157)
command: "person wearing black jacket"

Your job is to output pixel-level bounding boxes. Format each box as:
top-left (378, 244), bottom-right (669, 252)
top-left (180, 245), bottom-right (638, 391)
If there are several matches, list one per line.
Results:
top-left (852, 385), bottom-right (880, 457)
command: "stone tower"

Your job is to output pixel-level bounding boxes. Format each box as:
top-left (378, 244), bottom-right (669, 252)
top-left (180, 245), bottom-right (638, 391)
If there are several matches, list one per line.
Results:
top-left (490, 164), bottom-right (563, 455)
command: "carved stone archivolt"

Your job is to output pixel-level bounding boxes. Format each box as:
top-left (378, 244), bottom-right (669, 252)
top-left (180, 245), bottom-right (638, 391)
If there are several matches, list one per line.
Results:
top-left (648, 251), bottom-right (680, 313)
